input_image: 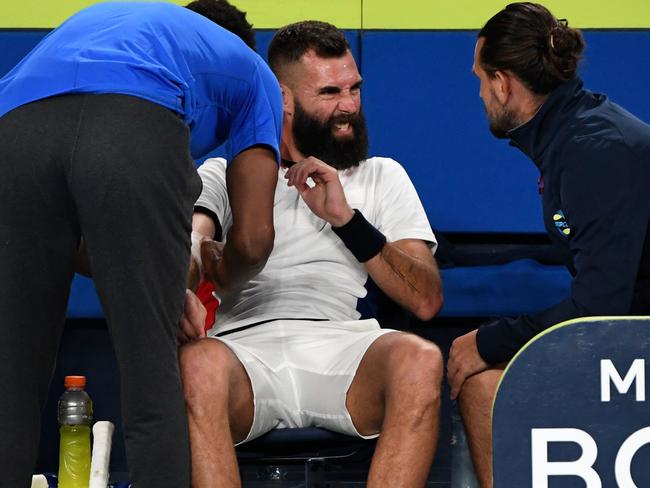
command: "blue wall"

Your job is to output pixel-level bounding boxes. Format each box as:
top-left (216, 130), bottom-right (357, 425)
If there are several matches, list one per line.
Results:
top-left (2, 29), bottom-right (649, 235)
top-left (361, 30), bottom-right (650, 232)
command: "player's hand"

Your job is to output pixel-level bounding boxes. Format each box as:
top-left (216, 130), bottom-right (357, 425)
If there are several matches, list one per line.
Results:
top-left (201, 239), bottom-right (225, 288)
top-left (187, 231), bottom-right (208, 291)
top-left (177, 289), bottom-right (207, 344)
top-left (187, 250), bottom-right (201, 291)
top-left (284, 156), bottom-right (354, 227)
top-left (447, 329), bottom-right (489, 399)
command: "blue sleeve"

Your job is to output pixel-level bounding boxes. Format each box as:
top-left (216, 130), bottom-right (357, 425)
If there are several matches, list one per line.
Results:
top-left (226, 58), bottom-right (282, 163)
top-left (476, 139), bottom-right (649, 364)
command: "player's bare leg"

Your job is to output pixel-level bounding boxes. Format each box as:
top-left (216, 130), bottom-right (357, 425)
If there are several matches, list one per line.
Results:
top-left (347, 332), bottom-right (443, 487)
top-left (457, 367), bottom-right (504, 488)
top-left (179, 339), bottom-right (254, 488)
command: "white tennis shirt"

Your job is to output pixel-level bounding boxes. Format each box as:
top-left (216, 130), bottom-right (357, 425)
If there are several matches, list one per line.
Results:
top-left (196, 157), bottom-right (437, 334)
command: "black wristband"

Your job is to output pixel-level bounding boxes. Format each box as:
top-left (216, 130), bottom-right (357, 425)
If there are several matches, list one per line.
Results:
top-left (331, 209), bottom-right (387, 262)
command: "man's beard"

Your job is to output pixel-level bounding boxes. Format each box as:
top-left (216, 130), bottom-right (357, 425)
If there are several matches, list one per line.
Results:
top-left (485, 93), bottom-right (518, 139)
top-left (292, 101), bottom-right (369, 170)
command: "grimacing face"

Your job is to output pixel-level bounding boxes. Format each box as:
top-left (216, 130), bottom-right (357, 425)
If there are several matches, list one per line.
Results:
top-left (292, 98), bottom-right (368, 170)
top-left (288, 49), bottom-right (368, 168)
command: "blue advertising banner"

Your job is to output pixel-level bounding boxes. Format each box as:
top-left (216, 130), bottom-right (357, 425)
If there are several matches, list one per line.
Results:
top-left (493, 317), bottom-right (650, 487)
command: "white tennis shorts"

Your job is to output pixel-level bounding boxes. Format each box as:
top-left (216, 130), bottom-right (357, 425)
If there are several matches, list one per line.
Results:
top-left (213, 318), bottom-right (396, 444)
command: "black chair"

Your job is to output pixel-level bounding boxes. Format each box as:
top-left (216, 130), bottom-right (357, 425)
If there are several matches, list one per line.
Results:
top-left (236, 427), bottom-right (376, 487)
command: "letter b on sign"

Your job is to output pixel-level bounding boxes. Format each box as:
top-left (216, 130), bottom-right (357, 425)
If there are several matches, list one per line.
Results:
top-left (531, 427), bottom-right (650, 487)
top-left (531, 428), bottom-right (601, 487)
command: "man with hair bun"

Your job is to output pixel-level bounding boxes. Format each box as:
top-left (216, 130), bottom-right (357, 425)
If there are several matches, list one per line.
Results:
top-left (448, 3), bottom-right (650, 486)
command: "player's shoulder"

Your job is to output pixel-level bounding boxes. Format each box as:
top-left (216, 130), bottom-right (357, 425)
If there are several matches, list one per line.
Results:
top-left (358, 156), bottom-right (404, 170)
top-left (197, 157), bottom-right (227, 176)
top-left (358, 156), bottom-right (409, 179)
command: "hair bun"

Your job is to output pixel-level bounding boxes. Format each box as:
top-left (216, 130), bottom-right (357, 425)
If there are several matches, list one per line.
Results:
top-left (549, 22), bottom-right (583, 57)
top-left (479, 3), bottom-right (585, 94)
top-left (544, 20), bottom-right (584, 82)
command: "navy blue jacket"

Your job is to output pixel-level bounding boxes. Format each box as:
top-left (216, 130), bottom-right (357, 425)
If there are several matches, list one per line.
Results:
top-left (477, 77), bottom-right (650, 364)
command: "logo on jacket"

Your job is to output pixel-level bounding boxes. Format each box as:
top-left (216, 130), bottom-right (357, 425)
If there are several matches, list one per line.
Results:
top-left (553, 210), bottom-right (570, 236)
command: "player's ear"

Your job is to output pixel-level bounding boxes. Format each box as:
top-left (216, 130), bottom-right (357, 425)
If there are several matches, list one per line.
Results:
top-left (280, 83), bottom-right (294, 115)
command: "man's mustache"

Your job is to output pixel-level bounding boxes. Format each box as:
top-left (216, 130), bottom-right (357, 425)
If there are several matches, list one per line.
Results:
top-left (329, 113), bottom-right (359, 126)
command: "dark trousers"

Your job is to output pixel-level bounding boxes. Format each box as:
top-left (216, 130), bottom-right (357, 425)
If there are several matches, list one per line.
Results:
top-left (0, 94), bottom-right (201, 487)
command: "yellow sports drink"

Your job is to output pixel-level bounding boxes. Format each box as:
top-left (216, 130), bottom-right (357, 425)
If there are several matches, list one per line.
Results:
top-left (58, 425), bottom-right (91, 487)
top-left (58, 375), bottom-right (93, 488)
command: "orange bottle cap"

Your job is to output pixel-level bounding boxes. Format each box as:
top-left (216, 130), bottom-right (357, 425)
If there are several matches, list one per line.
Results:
top-left (64, 375), bottom-right (86, 388)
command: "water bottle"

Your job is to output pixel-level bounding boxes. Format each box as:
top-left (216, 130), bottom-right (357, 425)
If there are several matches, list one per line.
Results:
top-left (58, 375), bottom-right (93, 488)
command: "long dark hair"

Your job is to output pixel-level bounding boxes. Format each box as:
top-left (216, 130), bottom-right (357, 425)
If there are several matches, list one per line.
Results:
top-left (478, 2), bottom-right (584, 94)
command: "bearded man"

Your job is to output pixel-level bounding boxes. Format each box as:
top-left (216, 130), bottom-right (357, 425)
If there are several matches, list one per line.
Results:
top-left (178, 21), bottom-right (445, 488)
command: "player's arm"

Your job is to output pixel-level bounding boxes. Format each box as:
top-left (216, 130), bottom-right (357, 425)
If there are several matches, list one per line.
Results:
top-left (365, 239), bottom-right (442, 320)
top-left (186, 212), bottom-right (218, 292)
top-left (285, 157), bottom-right (442, 320)
top-left (181, 212), bottom-right (219, 343)
top-left (181, 156), bottom-right (231, 344)
top-left (204, 146), bottom-right (277, 293)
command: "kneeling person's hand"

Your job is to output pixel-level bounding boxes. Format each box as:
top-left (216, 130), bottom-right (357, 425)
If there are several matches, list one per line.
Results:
top-left (178, 289), bottom-right (207, 344)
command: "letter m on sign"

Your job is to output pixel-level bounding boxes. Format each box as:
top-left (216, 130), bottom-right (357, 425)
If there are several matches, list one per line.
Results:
top-left (600, 359), bottom-right (645, 402)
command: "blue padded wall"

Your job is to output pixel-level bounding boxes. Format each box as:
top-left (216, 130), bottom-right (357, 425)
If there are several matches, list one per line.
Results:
top-left (0, 30), bottom-right (48, 75)
top-left (3, 30), bottom-right (648, 232)
top-left (0, 28), bottom-right (648, 317)
top-left (361, 30), bottom-right (650, 233)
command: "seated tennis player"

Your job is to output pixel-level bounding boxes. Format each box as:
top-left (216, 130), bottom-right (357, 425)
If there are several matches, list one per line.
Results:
top-left (179, 21), bottom-right (444, 488)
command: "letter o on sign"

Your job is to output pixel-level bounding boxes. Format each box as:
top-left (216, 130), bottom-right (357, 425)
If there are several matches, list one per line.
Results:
top-left (616, 427), bottom-right (650, 488)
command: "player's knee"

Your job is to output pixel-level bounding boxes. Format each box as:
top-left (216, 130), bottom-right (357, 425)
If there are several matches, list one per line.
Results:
top-left (413, 342), bottom-right (443, 404)
top-left (179, 339), bottom-right (233, 404)
top-left (457, 368), bottom-right (501, 410)
top-left (394, 336), bottom-right (443, 378)
top-left (388, 336), bottom-right (443, 405)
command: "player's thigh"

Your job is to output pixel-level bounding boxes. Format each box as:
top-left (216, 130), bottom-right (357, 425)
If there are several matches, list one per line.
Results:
top-left (180, 338), bottom-right (254, 440)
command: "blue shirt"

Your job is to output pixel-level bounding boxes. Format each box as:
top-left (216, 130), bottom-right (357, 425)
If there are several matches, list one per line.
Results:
top-left (0, 2), bottom-right (282, 160)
